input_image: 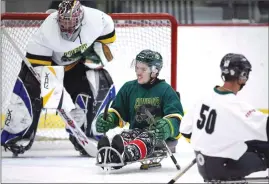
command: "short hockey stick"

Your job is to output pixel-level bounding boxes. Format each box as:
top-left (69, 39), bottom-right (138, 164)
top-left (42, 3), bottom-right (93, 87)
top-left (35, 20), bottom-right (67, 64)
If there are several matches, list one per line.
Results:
top-left (144, 108), bottom-right (181, 170)
top-left (167, 158), bottom-right (196, 184)
top-left (103, 94), bottom-right (113, 120)
top-left (102, 90), bottom-right (116, 137)
top-left (162, 139), bottom-right (181, 170)
top-left (2, 28), bottom-right (97, 157)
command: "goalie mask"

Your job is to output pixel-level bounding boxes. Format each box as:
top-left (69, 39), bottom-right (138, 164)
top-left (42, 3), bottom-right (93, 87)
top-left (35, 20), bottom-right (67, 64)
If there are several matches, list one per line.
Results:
top-left (132, 49), bottom-right (163, 84)
top-left (57, 0), bottom-right (84, 41)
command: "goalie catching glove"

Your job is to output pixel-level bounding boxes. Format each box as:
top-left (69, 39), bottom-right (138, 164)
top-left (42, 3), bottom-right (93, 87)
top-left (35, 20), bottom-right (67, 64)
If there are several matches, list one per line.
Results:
top-left (96, 112), bottom-right (118, 133)
top-left (150, 118), bottom-right (172, 140)
top-left (84, 42), bottom-right (113, 69)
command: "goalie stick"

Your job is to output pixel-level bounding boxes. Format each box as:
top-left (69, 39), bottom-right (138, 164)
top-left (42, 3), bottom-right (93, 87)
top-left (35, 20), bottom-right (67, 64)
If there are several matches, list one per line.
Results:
top-left (2, 28), bottom-right (97, 157)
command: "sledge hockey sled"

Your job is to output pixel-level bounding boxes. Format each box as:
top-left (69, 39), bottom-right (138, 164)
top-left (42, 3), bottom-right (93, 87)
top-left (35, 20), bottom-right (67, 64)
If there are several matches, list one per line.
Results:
top-left (96, 139), bottom-right (179, 171)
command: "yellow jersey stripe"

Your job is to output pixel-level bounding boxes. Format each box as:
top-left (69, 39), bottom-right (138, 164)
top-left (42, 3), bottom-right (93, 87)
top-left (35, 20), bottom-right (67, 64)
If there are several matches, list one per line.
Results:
top-left (98, 34), bottom-right (116, 44)
top-left (259, 109), bottom-right (269, 114)
top-left (175, 133), bottom-right (182, 140)
top-left (28, 58), bottom-right (52, 66)
top-left (164, 117), bottom-right (175, 137)
top-left (164, 113), bottom-right (183, 120)
top-left (164, 114), bottom-right (183, 139)
top-left (97, 29), bottom-right (116, 44)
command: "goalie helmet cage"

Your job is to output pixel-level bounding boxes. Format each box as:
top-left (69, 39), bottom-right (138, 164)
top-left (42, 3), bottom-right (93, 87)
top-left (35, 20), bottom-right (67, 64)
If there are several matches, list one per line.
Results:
top-left (1, 13), bottom-right (178, 150)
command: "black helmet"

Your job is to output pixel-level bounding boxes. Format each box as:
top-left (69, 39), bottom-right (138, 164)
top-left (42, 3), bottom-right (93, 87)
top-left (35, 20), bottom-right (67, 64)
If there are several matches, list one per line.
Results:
top-left (135, 49), bottom-right (163, 72)
top-left (220, 53), bottom-right (252, 81)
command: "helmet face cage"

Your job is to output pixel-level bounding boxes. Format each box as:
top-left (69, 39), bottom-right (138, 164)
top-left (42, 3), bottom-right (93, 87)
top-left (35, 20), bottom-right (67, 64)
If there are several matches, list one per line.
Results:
top-left (131, 50), bottom-right (163, 74)
top-left (132, 59), bottom-right (154, 74)
top-left (220, 53), bottom-right (252, 81)
top-left (57, 0), bottom-right (84, 41)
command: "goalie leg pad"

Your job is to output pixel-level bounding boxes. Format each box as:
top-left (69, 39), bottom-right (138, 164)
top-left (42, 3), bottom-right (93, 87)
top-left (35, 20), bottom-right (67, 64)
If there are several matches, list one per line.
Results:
top-left (1, 63), bottom-right (42, 150)
top-left (88, 69), bottom-right (115, 138)
top-left (3, 79), bottom-right (33, 136)
top-left (86, 68), bottom-right (114, 111)
top-left (41, 66), bottom-right (75, 112)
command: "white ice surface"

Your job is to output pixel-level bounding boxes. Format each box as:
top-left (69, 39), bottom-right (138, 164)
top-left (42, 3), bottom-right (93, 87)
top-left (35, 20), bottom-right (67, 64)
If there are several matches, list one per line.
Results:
top-left (2, 138), bottom-right (268, 183)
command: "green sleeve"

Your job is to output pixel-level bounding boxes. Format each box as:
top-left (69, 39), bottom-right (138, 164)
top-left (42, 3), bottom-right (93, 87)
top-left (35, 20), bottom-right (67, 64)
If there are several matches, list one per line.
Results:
top-left (162, 86), bottom-right (184, 139)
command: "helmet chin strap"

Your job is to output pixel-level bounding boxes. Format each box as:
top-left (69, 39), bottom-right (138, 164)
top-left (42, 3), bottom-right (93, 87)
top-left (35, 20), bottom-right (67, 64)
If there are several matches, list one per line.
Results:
top-left (238, 83), bottom-right (245, 91)
top-left (149, 77), bottom-right (156, 84)
top-left (237, 79), bottom-right (246, 91)
top-left (238, 73), bottom-right (248, 91)
top-left (149, 72), bottom-right (159, 84)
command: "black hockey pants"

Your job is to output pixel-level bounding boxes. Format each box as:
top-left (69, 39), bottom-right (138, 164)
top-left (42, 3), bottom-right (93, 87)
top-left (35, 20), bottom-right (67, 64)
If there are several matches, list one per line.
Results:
top-left (195, 149), bottom-right (268, 181)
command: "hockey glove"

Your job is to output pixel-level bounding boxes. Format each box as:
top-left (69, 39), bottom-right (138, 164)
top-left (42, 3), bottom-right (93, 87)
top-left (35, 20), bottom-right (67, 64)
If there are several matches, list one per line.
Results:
top-left (151, 118), bottom-right (172, 140)
top-left (96, 112), bottom-right (117, 133)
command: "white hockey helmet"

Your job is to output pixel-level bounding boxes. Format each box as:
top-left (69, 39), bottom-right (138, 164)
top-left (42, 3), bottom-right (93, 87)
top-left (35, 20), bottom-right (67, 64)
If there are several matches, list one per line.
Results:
top-left (57, 0), bottom-right (84, 41)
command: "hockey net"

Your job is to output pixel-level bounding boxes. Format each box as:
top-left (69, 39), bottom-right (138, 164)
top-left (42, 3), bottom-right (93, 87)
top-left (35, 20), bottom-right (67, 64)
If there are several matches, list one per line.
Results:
top-left (1, 13), bottom-right (178, 149)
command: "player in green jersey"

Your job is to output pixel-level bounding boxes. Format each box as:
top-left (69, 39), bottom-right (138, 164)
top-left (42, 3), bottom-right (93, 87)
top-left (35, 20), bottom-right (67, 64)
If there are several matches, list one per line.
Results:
top-left (95, 49), bottom-right (184, 167)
